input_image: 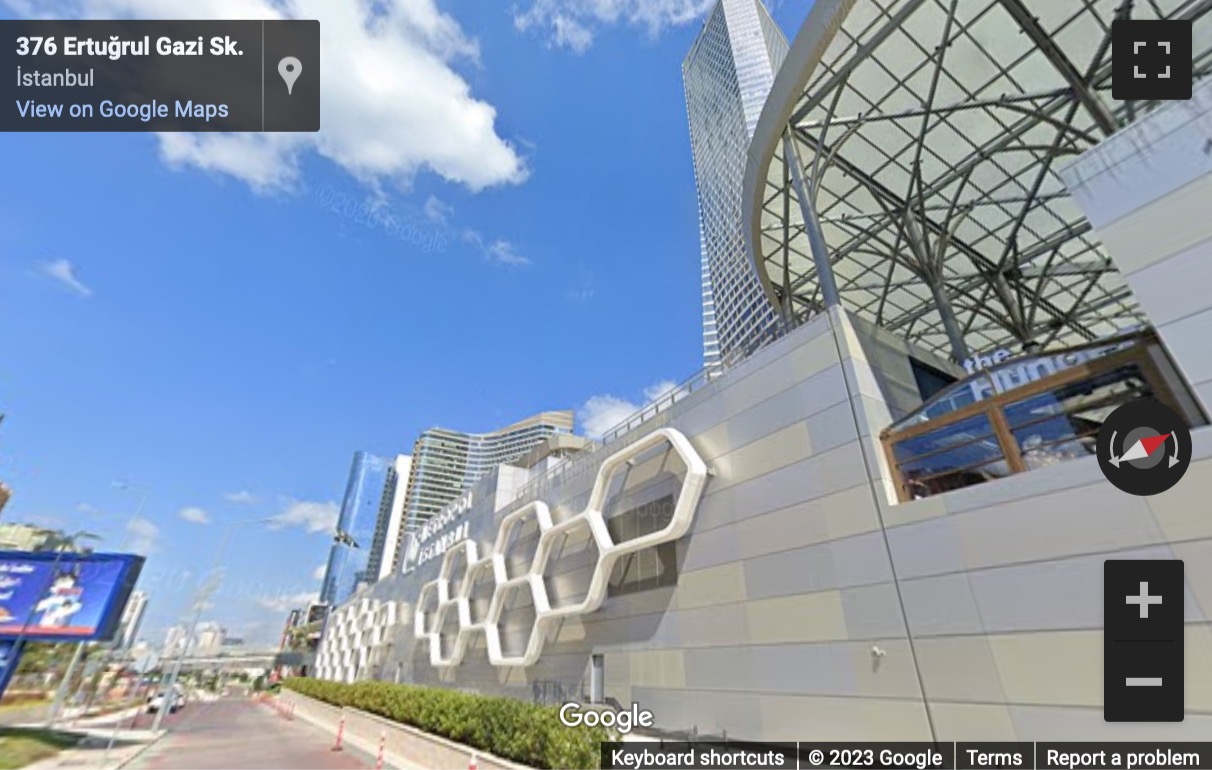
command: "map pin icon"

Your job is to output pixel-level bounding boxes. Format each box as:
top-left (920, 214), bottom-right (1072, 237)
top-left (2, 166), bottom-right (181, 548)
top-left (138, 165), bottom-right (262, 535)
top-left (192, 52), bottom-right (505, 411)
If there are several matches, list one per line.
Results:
top-left (278, 56), bottom-right (302, 95)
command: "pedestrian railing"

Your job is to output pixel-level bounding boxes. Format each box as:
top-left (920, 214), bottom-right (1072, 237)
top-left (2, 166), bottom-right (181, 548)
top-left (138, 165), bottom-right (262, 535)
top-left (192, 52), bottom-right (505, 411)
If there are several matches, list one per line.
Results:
top-left (508, 315), bottom-right (795, 510)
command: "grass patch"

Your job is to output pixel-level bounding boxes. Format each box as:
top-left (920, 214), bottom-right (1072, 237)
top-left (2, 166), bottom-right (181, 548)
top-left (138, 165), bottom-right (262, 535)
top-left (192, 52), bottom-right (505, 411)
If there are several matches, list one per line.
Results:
top-left (0, 728), bottom-right (81, 769)
top-left (0, 696), bottom-right (50, 714)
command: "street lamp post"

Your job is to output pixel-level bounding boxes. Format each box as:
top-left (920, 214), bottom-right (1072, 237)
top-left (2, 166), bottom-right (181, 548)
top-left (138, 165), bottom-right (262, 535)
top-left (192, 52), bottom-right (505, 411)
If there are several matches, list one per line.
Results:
top-left (148, 515), bottom-right (276, 733)
top-left (39, 533), bottom-right (102, 726)
top-left (48, 482), bottom-right (149, 726)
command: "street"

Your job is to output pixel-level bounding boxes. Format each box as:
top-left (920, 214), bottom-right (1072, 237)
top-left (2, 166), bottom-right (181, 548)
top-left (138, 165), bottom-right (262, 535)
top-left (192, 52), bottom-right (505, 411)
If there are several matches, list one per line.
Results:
top-left (121, 697), bottom-right (376, 770)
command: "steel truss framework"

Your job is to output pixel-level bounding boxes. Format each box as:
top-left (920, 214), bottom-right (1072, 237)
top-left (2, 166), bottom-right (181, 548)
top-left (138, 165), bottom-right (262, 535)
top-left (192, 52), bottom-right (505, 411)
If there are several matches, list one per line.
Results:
top-left (748, 0), bottom-right (1212, 362)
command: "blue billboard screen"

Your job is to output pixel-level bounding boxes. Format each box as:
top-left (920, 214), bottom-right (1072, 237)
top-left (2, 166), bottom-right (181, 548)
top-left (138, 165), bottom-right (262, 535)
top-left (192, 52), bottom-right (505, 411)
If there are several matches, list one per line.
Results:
top-left (0, 551), bottom-right (144, 642)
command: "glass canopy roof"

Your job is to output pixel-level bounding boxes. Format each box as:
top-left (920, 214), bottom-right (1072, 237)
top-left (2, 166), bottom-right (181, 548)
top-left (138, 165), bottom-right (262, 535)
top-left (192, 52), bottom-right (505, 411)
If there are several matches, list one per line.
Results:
top-left (746, 0), bottom-right (1212, 362)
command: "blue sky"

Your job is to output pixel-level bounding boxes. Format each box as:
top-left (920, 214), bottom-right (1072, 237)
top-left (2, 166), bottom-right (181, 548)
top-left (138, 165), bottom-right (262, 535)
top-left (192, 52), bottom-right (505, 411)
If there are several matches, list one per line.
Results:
top-left (0, 0), bottom-right (810, 645)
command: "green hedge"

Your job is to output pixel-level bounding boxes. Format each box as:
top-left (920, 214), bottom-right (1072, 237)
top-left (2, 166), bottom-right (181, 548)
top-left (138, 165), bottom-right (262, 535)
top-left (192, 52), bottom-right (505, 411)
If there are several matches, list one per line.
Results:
top-left (282, 678), bottom-right (613, 769)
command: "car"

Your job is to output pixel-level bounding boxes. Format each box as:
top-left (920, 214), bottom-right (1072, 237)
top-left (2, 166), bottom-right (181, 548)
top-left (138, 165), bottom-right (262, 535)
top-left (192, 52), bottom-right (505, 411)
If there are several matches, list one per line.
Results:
top-left (146, 685), bottom-right (186, 714)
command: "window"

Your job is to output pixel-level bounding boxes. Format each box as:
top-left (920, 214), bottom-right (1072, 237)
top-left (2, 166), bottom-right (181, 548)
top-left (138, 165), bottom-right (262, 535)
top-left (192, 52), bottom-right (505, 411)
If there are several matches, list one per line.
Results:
top-left (1005, 363), bottom-right (1152, 470)
top-left (892, 414), bottom-right (1010, 499)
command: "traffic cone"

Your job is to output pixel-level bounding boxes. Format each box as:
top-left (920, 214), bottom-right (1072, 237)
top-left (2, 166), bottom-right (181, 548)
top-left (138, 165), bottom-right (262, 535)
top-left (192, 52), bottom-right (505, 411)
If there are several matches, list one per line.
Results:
top-left (331, 715), bottom-right (346, 752)
top-left (469, 753), bottom-right (478, 770)
top-left (375, 730), bottom-right (386, 770)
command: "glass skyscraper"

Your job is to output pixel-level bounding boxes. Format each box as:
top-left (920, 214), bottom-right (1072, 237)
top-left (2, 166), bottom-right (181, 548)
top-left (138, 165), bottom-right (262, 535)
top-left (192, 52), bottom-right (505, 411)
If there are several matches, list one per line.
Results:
top-left (684, 0), bottom-right (789, 366)
top-left (320, 451), bottom-right (390, 605)
top-left (365, 455), bottom-right (411, 582)
top-left (391, 410), bottom-right (574, 573)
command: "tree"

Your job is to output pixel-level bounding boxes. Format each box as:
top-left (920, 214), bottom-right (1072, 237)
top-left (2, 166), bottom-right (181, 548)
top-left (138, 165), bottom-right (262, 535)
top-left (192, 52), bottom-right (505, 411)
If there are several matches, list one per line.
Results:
top-left (34, 529), bottom-right (101, 553)
top-left (13, 641), bottom-right (81, 686)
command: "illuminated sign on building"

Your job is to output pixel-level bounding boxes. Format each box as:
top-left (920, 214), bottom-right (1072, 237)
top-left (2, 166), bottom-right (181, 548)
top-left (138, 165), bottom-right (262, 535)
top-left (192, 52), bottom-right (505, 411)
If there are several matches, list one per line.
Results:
top-left (413, 522), bottom-right (471, 570)
top-left (963, 339), bottom-right (1136, 402)
top-left (416, 491), bottom-right (474, 543)
top-left (404, 491), bottom-right (475, 572)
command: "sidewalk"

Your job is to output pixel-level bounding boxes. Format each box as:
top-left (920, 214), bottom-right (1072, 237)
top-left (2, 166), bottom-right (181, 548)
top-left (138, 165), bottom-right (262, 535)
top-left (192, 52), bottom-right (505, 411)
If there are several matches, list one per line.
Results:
top-left (62, 706), bottom-right (145, 728)
top-left (20, 727), bottom-right (165, 770)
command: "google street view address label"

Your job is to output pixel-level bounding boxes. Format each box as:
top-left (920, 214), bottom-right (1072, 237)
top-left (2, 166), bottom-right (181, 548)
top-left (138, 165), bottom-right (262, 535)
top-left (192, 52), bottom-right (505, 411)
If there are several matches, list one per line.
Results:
top-left (1, 20), bottom-right (319, 132)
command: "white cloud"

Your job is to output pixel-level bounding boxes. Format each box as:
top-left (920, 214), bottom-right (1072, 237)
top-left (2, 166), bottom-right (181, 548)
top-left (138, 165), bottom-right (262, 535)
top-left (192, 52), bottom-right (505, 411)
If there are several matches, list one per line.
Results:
top-left (485, 240), bottom-right (531, 267)
top-left (643, 380), bottom-right (678, 401)
top-left (178, 506), bottom-right (211, 525)
top-left (422, 195), bottom-right (454, 226)
top-left (38, 259), bottom-right (93, 297)
top-left (75, 503), bottom-right (99, 514)
top-left (223, 490), bottom-right (258, 505)
top-left (578, 395), bottom-right (639, 440)
top-left (255, 591), bottom-right (320, 614)
top-left (550, 14), bottom-right (594, 53)
top-left (312, 565), bottom-right (327, 581)
top-left (125, 516), bottom-right (160, 555)
top-left (12, 0), bottom-right (528, 194)
top-left (514, 0), bottom-right (713, 52)
top-left (578, 379), bottom-right (679, 439)
top-left (269, 499), bottom-right (339, 534)
top-left (464, 230), bottom-right (532, 268)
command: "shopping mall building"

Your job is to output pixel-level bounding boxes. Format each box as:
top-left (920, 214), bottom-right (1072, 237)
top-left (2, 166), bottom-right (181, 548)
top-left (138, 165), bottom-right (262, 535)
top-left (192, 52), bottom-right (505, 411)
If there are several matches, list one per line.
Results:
top-left (316, 0), bottom-right (1212, 742)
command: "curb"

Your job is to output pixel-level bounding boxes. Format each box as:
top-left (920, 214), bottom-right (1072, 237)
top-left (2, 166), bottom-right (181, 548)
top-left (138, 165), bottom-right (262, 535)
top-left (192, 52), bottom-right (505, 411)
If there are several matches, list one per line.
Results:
top-left (113, 730), bottom-right (168, 769)
top-left (282, 692), bottom-right (535, 770)
top-left (19, 730), bottom-right (169, 770)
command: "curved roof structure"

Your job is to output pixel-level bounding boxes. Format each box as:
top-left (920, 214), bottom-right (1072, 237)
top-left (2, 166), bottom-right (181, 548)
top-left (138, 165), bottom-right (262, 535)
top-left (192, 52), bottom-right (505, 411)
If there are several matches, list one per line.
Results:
top-left (744, 0), bottom-right (1212, 361)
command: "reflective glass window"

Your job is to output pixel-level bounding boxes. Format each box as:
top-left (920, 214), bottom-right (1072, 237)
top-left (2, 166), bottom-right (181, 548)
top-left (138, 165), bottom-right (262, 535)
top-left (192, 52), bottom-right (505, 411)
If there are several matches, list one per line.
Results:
top-left (892, 414), bottom-right (1009, 498)
top-left (1005, 363), bottom-right (1153, 470)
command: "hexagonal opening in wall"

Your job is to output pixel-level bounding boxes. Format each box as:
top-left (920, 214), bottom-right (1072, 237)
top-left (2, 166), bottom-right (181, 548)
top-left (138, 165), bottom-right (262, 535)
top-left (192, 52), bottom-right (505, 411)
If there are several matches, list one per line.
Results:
top-left (459, 625), bottom-right (486, 660)
top-left (498, 510), bottom-right (544, 581)
top-left (441, 543), bottom-right (475, 602)
top-left (434, 601), bottom-right (464, 662)
top-left (494, 581), bottom-right (539, 661)
top-left (464, 560), bottom-right (497, 626)
top-left (607, 490), bottom-right (676, 542)
top-left (601, 444), bottom-right (685, 523)
top-left (416, 584), bottom-right (440, 637)
top-left (540, 517), bottom-right (600, 612)
top-left (606, 487), bottom-right (683, 601)
top-left (606, 526), bottom-right (683, 599)
top-left (551, 495), bottom-right (585, 525)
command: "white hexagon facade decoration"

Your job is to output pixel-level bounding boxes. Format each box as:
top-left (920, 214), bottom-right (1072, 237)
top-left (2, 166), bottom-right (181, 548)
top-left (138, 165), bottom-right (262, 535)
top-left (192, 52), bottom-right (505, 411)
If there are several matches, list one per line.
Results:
top-left (412, 427), bottom-right (708, 667)
top-left (315, 597), bottom-right (405, 683)
top-left (412, 581), bottom-right (441, 641)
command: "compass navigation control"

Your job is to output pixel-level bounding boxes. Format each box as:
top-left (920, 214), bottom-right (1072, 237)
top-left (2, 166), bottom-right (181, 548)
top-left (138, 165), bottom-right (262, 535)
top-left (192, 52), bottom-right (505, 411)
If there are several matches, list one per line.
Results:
top-left (1097, 399), bottom-right (1191, 496)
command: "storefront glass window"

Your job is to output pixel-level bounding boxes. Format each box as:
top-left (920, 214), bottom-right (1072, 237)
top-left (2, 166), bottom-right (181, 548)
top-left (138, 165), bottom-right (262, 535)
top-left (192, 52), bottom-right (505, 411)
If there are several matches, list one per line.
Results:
top-left (882, 333), bottom-right (1199, 501)
top-left (1005, 363), bottom-right (1153, 470)
top-left (892, 414), bottom-right (1010, 499)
